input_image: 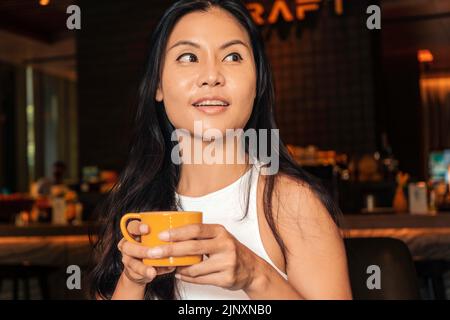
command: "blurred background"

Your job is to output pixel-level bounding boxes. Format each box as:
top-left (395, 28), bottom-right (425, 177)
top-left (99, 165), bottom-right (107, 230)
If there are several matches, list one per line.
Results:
top-left (0, 0), bottom-right (449, 300)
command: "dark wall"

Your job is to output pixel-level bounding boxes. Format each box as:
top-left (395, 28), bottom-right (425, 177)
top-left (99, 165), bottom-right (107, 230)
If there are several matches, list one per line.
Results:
top-left (379, 53), bottom-right (424, 179)
top-left (77, 0), bottom-right (169, 172)
top-left (260, 0), bottom-right (379, 154)
top-left (377, 3), bottom-right (445, 179)
top-left (77, 0), bottom-right (380, 174)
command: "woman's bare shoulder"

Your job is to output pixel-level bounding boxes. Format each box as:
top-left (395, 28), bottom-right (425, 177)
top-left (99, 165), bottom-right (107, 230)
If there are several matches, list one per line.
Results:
top-left (263, 171), bottom-right (340, 239)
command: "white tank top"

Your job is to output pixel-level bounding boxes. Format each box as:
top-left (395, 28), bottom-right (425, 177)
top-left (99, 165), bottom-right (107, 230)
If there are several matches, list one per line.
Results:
top-left (174, 161), bottom-right (288, 300)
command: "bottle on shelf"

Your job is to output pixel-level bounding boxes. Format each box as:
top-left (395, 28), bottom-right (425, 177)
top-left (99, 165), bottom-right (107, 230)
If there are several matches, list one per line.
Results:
top-left (379, 132), bottom-right (398, 181)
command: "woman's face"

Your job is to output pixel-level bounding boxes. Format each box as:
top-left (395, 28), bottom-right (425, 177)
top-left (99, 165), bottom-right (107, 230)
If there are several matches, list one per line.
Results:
top-left (156, 7), bottom-right (257, 138)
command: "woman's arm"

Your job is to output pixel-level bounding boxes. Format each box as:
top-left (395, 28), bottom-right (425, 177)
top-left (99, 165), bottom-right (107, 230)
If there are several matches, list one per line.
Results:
top-left (108, 221), bottom-right (176, 300)
top-left (111, 272), bottom-right (147, 300)
top-left (242, 174), bottom-right (351, 300)
top-left (256, 174), bottom-right (352, 300)
top-left (243, 255), bottom-right (304, 299)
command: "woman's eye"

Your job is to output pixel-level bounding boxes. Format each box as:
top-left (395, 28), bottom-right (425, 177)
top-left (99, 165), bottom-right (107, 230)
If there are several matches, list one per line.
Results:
top-left (177, 53), bottom-right (198, 63)
top-left (224, 53), bottom-right (242, 62)
top-left (176, 52), bottom-right (242, 63)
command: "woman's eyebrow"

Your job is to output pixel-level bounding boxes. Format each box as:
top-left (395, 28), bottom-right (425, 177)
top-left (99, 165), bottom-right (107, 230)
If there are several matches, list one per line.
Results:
top-left (167, 39), bottom-right (249, 52)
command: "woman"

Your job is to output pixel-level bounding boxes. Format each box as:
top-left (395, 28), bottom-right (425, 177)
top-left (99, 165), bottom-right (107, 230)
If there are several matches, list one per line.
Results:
top-left (90, 0), bottom-right (352, 300)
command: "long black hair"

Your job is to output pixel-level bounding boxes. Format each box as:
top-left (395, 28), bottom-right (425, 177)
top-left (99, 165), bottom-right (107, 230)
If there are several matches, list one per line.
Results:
top-left (89, 0), bottom-right (341, 300)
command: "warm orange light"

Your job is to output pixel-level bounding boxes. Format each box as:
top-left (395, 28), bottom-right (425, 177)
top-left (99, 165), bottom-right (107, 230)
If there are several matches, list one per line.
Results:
top-left (39, 0), bottom-right (50, 6)
top-left (335, 0), bottom-right (344, 15)
top-left (418, 49), bottom-right (434, 63)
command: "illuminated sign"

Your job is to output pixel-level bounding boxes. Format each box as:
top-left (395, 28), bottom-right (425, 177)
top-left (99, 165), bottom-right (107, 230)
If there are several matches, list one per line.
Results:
top-left (246, 0), bottom-right (344, 25)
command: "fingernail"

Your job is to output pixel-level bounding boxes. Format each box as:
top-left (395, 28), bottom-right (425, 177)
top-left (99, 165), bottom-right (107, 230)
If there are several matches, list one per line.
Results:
top-left (140, 224), bottom-right (149, 233)
top-left (159, 231), bottom-right (170, 241)
top-left (147, 247), bottom-right (163, 258)
top-left (175, 273), bottom-right (181, 279)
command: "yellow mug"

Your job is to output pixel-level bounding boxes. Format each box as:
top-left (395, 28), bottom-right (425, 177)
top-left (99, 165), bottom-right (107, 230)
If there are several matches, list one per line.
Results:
top-left (120, 211), bottom-right (203, 266)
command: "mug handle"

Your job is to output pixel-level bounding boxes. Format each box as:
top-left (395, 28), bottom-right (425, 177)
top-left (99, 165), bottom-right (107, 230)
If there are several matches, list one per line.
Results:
top-left (120, 213), bottom-right (142, 244)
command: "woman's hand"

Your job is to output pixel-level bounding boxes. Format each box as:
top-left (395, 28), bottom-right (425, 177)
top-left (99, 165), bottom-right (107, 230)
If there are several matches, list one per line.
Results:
top-left (117, 220), bottom-right (176, 287)
top-left (146, 223), bottom-right (261, 291)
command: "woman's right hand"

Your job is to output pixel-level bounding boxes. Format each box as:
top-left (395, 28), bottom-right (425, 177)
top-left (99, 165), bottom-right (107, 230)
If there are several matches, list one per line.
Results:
top-left (117, 220), bottom-right (176, 286)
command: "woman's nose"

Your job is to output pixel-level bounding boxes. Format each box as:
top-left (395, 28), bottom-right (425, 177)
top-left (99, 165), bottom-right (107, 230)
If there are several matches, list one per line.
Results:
top-left (197, 62), bottom-right (225, 87)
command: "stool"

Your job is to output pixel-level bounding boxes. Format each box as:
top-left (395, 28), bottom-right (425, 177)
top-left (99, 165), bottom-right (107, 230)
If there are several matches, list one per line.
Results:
top-left (344, 237), bottom-right (421, 299)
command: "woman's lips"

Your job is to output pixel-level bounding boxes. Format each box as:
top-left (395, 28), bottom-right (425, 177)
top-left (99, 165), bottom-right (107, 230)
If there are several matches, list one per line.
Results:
top-left (192, 105), bottom-right (229, 114)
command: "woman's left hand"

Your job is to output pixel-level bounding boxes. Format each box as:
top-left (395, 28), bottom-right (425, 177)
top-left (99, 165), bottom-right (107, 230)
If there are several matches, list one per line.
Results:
top-left (146, 223), bottom-right (261, 291)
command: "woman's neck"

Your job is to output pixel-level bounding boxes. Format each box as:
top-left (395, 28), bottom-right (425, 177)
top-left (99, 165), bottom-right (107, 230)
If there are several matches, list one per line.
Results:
top-left (176, 136), bottom-right (252, 197)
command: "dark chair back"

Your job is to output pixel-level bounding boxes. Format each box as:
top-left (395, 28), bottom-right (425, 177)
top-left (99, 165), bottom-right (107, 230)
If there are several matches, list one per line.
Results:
top-left (344, 237), bottom-right (420, 299)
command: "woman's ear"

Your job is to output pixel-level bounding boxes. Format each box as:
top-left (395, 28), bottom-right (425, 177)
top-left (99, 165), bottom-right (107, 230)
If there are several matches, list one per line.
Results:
top-left (155, 84), bottom-right (163, 102)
